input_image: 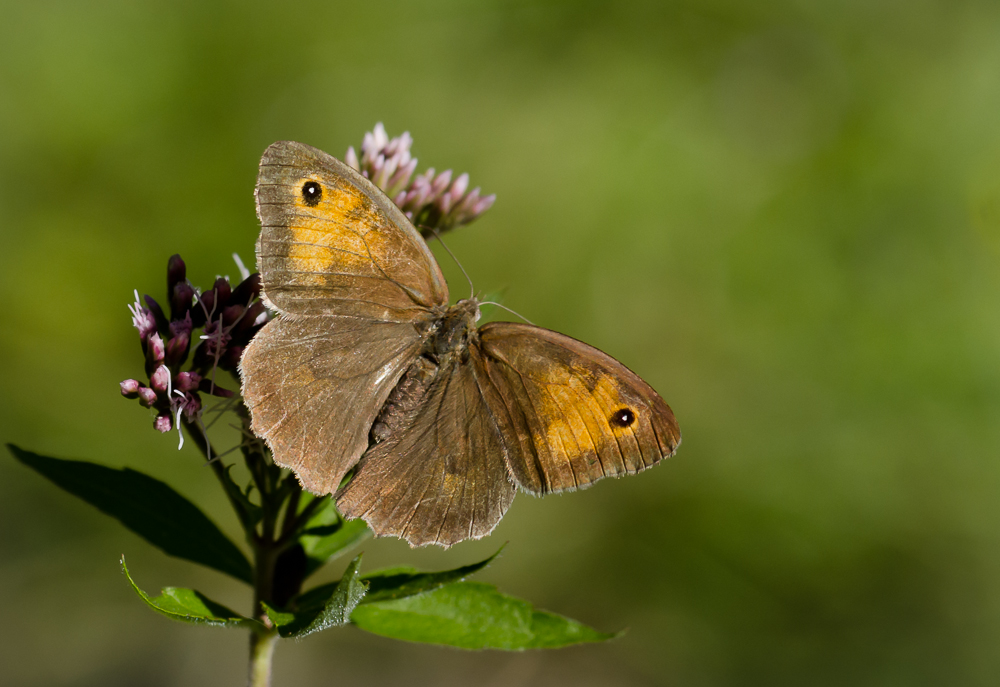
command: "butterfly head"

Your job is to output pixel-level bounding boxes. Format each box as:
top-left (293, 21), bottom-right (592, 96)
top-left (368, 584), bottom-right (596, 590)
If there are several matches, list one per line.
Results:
top-left (429, 298), bottom-right (481, 358)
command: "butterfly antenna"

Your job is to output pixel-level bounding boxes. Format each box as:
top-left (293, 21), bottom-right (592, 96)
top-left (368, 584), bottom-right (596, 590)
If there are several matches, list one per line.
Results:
top-left (427, 228), bottom-right (474, 299)
top-left (479, 301), bottom-right (535, 325)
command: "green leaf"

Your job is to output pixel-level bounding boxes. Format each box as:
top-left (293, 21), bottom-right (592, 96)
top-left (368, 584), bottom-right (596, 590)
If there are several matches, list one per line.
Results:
top-left (121, 557), bottom-right (260, 630)
top-left (9, 444), bottom-right (252, 584)
top-left (298, 499), bottom-right (370, 577)
top-left (265, 555), bottom-right (368, 638)
top-left (296, 546), bottom-right (503, 610)
top-left (351, 582), bottom-right (615, 650)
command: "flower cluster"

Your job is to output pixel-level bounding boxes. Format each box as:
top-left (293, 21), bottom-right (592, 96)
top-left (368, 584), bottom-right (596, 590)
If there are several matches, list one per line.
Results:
top-left (345, 123), bottom-right (496, 237)
top-left (120, 254), bottom-right (267, 439)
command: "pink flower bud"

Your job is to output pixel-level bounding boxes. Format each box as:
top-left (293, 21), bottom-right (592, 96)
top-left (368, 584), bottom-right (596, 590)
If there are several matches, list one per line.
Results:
top-left (120, 379), bottom-right (141, 398)
top-left (450, 172), bottom-right (469, 201)
top-left (175, 371), bottom-right (202, 392)
top-left (431, 170), bottom-right (452, 196)
top-left (153, 413), bottom-right (172, 432)
top-left (372, 122), bottom-right (388, 149)
top-left (150, 365), bottom-right (171, 393)
top-left (345, 146), bottom-right (360, 171)
top-left (138, 386), bottom-right (159, 408)
top-left (147, 333), bottom-right (166, 367)
top-left (165, 332), bottom-right (190, 367)
top-left (473, 194), bottom-right (496, 216)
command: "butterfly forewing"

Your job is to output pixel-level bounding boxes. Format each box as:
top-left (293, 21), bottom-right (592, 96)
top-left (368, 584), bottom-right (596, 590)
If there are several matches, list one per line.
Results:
top-left (241, 315), bottom-right (427, 494)
top-left (476, 322), bottom-right (681, 494)
top-left (255, 141), bottom-right (448, 321)
top-left (243, 141), bottom-right (451, 493)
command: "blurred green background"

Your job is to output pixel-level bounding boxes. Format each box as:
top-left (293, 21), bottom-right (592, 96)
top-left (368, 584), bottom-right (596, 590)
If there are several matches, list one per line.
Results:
top-left (3, 0), bottom-right (1000, 685)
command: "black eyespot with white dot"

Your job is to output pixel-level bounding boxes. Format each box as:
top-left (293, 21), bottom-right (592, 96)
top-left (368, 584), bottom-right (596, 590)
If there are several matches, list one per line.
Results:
top-left (610, 408), bottom-right (636, 428)
top-left (302, 181), bottom-right (322, 206)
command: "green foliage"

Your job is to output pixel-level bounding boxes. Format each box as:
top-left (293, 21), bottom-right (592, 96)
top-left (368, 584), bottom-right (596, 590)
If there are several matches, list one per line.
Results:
top-left (9, 444), bottom-right (252, 584)
top-left (264, 555), bottom-right (367, 638)
top-left (351, 582), bottom-right (615, 650)
top-left (122, 557), bottom-right (260, 630)
top-left (297, 498), bottom-right (371, 577)
top-left (228, 547), bottom-right (611, 649)
top-left (10, 445), bottom-right (610, 652)
top-left (294, 547), bottom-right (502, 611)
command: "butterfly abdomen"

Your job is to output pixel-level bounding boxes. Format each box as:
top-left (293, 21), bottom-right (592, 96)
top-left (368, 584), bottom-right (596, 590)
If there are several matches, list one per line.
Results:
top-left (369, 355), bottom-right (437, 446)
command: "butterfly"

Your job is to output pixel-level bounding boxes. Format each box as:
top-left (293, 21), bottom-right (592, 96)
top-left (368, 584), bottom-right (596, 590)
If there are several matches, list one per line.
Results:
top-left (240, 141), bottom-right (681, 547)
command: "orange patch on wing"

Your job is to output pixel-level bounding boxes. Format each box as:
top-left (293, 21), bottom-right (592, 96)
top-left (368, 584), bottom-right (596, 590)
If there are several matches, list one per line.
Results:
top-left (284, 180), bottom-right (385, 278)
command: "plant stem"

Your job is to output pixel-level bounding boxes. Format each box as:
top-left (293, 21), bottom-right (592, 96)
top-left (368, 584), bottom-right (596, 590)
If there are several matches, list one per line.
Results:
top-left (250, 535), bottom-right (279, 687)
top-left (248, 629), bottom-right (278, 687)
top-left (181, 420), bottom-right (249, 529)
top-left (184, 412), bottom-right (295, 686)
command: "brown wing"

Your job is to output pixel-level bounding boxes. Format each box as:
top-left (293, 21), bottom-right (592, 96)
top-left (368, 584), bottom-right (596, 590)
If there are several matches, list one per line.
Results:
top-left (240, 315), bottom-right (426, 494)
top-left (336, 349), bottom-right (516, 547)
top-left (242, 141), bottom-right (450, 492)
top-left (477, 322), bottom-right (680, 494)
top-left (255, 141), bottom-right (448, 320)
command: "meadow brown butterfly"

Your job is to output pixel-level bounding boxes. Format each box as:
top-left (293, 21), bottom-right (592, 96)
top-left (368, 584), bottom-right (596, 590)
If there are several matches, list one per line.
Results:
top-left (240, 141), bottom-right (680, 547)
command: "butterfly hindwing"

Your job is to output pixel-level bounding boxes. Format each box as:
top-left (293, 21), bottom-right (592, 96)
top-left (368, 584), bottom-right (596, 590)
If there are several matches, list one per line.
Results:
top-left (336, 350), bottom-right (516, 547)
top-left (477, 322), bottom-right (681, 494)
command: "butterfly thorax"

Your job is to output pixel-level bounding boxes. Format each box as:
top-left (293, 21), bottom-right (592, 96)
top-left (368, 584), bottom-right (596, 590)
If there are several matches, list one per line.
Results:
top-left (370, 299), bottom-right (480, 448)
top-left (426, 298), bottom-right (480, 360)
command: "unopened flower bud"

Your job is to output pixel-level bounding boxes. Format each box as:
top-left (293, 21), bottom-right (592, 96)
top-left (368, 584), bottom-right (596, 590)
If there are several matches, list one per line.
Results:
top-left (450, 172), bottom-right (469, 201)
top-left (145, 333), bottom-right (166, 376)
top-left (120, 379), bottom-right (142, 398)
top-left (431, 170), bottom-right (453, 196)
top-left (472, 193), bottom-right (496, 216)
top-left (175, 371), bottom-right (202, 392)
top-left (170, 281), bottom-right (195, 320)
top-left (221, 303), bottom-right (244, 326)
top-left (212, 277), bottom-right (231, 305)
top-left (143, 295), bottom-right (168, 334)
top-left (436, 192), bottom-right (455, 216)
top-left (191, 289), bottom-right (214, 328)
top-left (153, 413), bottom-right (172, 433)
top-left (232, 301), bottom-right (266, 339)
top-left (165, 334), bottom-right (190, 367)
top-left (150, 365), bottom-right (171, 393)
top-left (167, 254), bottom-right (187, 293)
top-left (230, 273), bottom-right (261, 306)
top-left (345, 146), bottom-right (360, 171)
top-left (138, 386), bottom-right (159, 408)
